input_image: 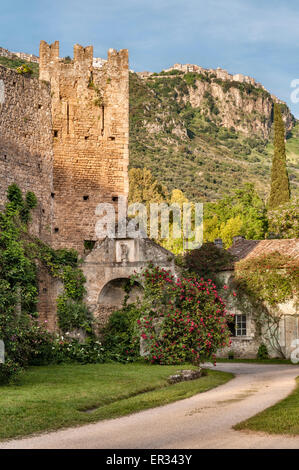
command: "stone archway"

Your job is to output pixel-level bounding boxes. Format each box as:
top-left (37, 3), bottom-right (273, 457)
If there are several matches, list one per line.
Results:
top-left (98, 278), bottom-right (143, 309)
top-left (82, 237), bottom-right (175, 329)
top-left (95, 278), bottom-right (143, 328)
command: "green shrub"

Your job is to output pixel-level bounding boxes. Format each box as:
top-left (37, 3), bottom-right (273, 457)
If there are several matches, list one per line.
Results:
top-left (16, 64), bottom-right (33, 76)
top-left (0, 314), bottom-right (56, 383)
top-left (257, 343), bottom-right (269, 360)
top-left (184, 73), bottom-right (198, 87)
top-left (228, 351), bottom-right (235, 360)
top-left (102, 304), bottom-right (141, 362)
top-left (54, 337), bottom-right (105, 364)
top-left (0, 359), bottom-right (24, 385)
top-left (57, 296), bottom-right (93, 334)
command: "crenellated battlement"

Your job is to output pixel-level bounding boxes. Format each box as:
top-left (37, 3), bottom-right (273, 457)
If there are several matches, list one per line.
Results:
top-left (39, 41), bottom-right (59, 80)
top-left (39, 40), bottom-right (128, 83)
top-left (73, 44), bottom-right (93, 63)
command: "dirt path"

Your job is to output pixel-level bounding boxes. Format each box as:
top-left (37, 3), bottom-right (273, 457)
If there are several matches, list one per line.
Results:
top-left (1, 363), bottom-right (299, 449)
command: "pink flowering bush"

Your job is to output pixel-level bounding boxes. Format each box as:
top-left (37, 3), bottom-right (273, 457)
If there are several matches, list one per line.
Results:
top-left (133, 265), bottom-right (233, 365)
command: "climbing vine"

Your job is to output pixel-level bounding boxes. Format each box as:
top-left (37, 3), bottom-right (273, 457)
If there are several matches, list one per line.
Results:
top-left (0, 184), bottom-right (102, 383)
top-left (235, 252), bottom-right (298, 307)
top-left (31, 241), bottom-right (93, 333)
top-left (233, 252), bottom-right (299, 357)
top-left (0, 184), bottom-right (39, 316)
top-left (0, 184), bottom-right (93, 334)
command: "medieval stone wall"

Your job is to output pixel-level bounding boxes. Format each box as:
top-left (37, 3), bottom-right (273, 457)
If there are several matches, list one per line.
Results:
top-left (0, 65), bottom-right (56, 327)
top-left (83, 237), bottom-right (175, 330)
top-left (0, 41), bottom-right (130, 329)
top-left (0, 65), bottom-right (53, 241)
top-left (39, 41), bottom-right (129, 255)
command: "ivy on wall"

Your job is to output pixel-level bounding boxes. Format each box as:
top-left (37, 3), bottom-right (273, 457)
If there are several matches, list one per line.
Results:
top-left (180, 245), bottom-right (298, 358)
top-left (0, 184), bottom-right (93, 334)
top-left (233, 251), bottom-right (299, 357)
top-left (235, 252), bottom-right (298, 307)
top-left (31, 241), bottom-right (93, 333)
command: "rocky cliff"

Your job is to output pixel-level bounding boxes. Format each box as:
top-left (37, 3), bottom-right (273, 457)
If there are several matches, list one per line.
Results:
top-left (136, 64), bottom-right (295, 140)
top-left (130, 66), bottom-right (298, 201)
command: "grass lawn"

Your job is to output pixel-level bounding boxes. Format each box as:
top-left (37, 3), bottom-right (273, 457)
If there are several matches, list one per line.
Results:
top-left (0, 363), bottom-right (233, 441)
top-left (235, 377), bottom-right (299, 435)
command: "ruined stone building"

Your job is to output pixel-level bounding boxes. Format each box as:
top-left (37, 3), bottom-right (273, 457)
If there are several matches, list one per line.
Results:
top-left (215, 237), bottom-right (299, 359)
top-left (0, 41), bottom-right (174, 330)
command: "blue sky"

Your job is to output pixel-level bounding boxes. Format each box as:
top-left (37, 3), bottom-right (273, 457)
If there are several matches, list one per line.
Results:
top-left (1, 0), bottom-right (298, 117)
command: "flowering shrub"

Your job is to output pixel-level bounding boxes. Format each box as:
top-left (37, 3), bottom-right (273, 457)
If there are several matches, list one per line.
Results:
top-left (0, 321), bottom-right (106, 384)
top-left (133, 265), bottom-right (233, 365)
top-left (16, 64), bottom-right (33, 76)
top-left (0, 315), bottom-right (55, 383)
top-left (52, 336), bottom-right (105, 364)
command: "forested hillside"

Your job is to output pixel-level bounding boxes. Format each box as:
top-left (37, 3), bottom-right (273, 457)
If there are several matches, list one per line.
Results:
top-left (129, 70), bottom-right (299, 202)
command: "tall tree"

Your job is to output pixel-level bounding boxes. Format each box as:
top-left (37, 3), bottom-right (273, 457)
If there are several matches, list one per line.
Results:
top-left (268, 103), bottom-right (290, 209)
top-left (204, 183), bottom-right (268, 247)
top-left (128, 168), bottom-right (168, 206)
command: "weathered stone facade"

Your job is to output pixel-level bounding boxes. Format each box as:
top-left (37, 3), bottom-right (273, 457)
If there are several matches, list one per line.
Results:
top-left (83, 237), bottom-right (175, 329)
top-left (215, 238), bottom-right (299, 359)
top-left (0, 65), bottom-right (53, 241)
top-left (0, 64), bottom-right (56, 328)
top-left (0, 41), bottom-right (130, 329)
top-left (39, 41), bottom-right (129, 254)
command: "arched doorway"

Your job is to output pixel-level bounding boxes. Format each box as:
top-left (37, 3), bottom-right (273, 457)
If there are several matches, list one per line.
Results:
top-left (98, 278), bottom-right (143, 308)
top-left (95, 278), bottom-right (143, 329)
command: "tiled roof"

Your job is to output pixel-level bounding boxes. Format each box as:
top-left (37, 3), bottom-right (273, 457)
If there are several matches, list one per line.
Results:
top-left (224, 238), bottom-right (299, 270)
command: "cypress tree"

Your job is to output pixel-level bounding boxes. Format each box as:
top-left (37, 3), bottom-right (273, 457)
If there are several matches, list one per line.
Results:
top-left (268, 103), bottom-right (290, 209)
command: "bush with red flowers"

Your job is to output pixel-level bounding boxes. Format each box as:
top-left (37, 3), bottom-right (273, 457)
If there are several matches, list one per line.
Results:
top-left (133, 265), bottom-right (233, 365)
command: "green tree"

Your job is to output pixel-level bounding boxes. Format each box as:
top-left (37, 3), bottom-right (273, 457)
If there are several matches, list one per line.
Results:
top-left (129, 167), bottom-right (169, 240)
top-left (204, 183), bottom-right (268, 247)
top-left (220, 215), bottom-right (243, 248)
top-left (268, 104), bottom-right (290, 209)
top-left (129, 168), bottom-right (168, 207)
top-left (160, 189), bottom-right (189, 254)
top-left (267, 197), bottom-right (299, 238)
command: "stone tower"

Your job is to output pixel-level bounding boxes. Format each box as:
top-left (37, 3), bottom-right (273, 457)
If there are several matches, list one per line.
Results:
top-left (39, 41), bottom-right (129, 254)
